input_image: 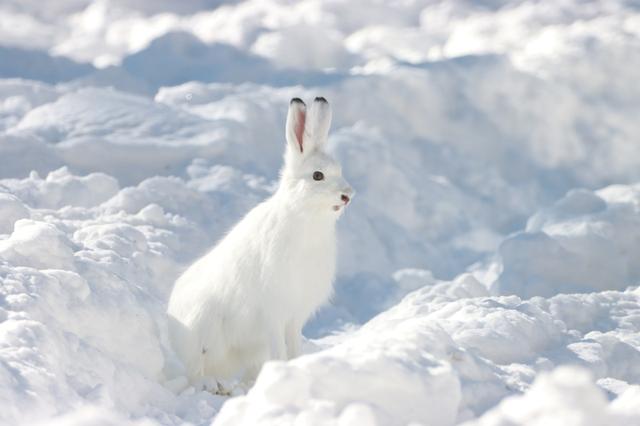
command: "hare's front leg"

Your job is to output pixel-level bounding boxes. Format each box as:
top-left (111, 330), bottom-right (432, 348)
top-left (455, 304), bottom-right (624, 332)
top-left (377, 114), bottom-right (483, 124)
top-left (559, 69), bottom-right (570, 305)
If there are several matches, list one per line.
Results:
top-left (285, 320), bottom-right (302, 359)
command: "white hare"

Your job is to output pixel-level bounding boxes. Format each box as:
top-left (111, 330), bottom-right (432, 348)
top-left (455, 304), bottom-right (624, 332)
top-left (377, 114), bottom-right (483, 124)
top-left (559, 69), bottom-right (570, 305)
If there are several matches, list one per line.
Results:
top-left (167, 97), bottom-right (353, 386)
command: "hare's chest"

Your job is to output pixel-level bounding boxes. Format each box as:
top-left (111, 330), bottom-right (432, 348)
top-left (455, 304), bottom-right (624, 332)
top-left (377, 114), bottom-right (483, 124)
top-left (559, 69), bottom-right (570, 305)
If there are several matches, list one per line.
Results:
top-left (289, 246), bottom-right (335, 318)
top-left (270, 224), bottom-right (336, 315)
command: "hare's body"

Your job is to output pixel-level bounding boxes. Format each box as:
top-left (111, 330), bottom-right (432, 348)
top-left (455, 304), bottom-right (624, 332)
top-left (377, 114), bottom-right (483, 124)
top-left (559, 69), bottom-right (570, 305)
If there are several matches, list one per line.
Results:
top-left (167, 97), bottom-right (352, 384)
top-left (168, 195), bottom-right (336, 380)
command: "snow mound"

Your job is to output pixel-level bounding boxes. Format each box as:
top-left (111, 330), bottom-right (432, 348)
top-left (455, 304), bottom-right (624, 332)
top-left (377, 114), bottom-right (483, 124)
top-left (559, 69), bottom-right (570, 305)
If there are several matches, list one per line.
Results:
top-left (0, 79), bottom-right (60, 131)
top-left (1, 167), bottom-right (119, 209)
top-left (463, 367), bottom-right (640, 426)
top-left (216, 322), bottom-right (461, 426)
top-left (497, 186), bottom-right (640, 297)
top-left (0, 220), bottom-right (75, 269)
top-left (0, 193), bottom-right (29, 234)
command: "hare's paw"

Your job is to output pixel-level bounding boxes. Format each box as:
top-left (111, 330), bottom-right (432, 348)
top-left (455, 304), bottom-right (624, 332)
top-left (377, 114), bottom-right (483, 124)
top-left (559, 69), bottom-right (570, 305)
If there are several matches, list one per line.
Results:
top-left (198, 377), bottom-right (245, 396)
top-left (213, 381), bottom-right (232, 396)
top-left (196, 377), bottom-right (223, 394)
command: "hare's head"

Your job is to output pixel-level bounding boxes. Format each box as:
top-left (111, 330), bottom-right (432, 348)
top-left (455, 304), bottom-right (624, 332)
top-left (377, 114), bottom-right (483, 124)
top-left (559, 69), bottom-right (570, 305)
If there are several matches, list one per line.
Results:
top-left (280, 97), bottom-right (353, 215)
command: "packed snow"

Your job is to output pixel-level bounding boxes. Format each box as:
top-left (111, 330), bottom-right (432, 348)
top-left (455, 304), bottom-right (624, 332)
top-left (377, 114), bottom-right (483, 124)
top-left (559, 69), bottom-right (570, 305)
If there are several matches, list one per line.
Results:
top-left (1, 0), bottom-right (640, 425)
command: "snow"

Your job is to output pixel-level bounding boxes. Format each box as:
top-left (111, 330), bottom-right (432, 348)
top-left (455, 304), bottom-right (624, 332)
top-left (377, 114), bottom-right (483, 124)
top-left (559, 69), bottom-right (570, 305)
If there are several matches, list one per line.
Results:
top-left (498, 186), bottom-right (640, 297)
top-left (461, 367), bottom-right (640, 426)
top-left (1, 0), bottom-right (640, 425)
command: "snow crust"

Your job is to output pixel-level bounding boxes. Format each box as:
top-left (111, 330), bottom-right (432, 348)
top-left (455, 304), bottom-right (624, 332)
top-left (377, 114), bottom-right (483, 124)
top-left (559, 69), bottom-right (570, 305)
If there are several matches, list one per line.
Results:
top-left (1, 0), bottom-right (640, 425)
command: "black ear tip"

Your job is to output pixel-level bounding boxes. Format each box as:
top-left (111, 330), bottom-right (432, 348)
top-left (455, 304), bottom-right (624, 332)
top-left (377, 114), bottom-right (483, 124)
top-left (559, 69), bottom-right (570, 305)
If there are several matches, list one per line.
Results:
top-left (314, 96), bottom-right (328, 103)
top-left (290, 97), bottom-right (305, 105)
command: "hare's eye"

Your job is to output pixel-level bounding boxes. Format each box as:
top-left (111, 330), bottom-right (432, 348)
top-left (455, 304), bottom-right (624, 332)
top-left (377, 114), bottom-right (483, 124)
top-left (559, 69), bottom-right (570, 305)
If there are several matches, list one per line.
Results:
top-left (313, 171), bottom-right (324, 181)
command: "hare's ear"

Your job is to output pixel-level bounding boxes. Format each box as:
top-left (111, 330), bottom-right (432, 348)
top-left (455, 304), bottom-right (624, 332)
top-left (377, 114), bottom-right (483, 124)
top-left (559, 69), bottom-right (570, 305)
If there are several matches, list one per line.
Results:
top-left (286, 98), bottom-right (306, 154)
top-left (306, 97), bottom-right (332, 152)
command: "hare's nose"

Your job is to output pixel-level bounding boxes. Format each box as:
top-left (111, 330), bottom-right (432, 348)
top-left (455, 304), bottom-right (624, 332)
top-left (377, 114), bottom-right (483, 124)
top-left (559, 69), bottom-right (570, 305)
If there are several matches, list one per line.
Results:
top-left (341, 194), bottom-right (350, 204)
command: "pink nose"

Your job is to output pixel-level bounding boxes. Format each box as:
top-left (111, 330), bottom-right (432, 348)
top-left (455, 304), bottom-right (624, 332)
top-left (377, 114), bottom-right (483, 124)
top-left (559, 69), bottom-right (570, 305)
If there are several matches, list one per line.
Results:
top-left (341, 194), bottom-right (350, 204)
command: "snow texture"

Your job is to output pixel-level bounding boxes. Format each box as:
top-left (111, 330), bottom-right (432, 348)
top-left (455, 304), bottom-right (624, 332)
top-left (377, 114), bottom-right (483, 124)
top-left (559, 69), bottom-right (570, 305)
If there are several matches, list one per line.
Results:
top-left (1, 0), bottom-right (640, 425)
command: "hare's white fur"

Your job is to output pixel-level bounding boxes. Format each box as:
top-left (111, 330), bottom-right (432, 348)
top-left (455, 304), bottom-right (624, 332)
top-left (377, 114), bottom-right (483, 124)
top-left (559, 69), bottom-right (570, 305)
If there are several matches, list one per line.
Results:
top-left (167, 97), bottom-right (353, 383)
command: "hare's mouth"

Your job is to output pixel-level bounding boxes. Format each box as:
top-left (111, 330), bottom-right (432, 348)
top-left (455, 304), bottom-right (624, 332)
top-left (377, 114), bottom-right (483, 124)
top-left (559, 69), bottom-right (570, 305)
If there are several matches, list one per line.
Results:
top-left (333, 195), bottom-right (351, 212)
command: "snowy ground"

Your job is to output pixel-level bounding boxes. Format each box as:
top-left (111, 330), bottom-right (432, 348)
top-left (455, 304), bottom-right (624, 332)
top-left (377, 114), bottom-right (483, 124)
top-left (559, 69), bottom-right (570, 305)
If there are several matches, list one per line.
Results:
top-left (1, 0), bottom-right (640, 425)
